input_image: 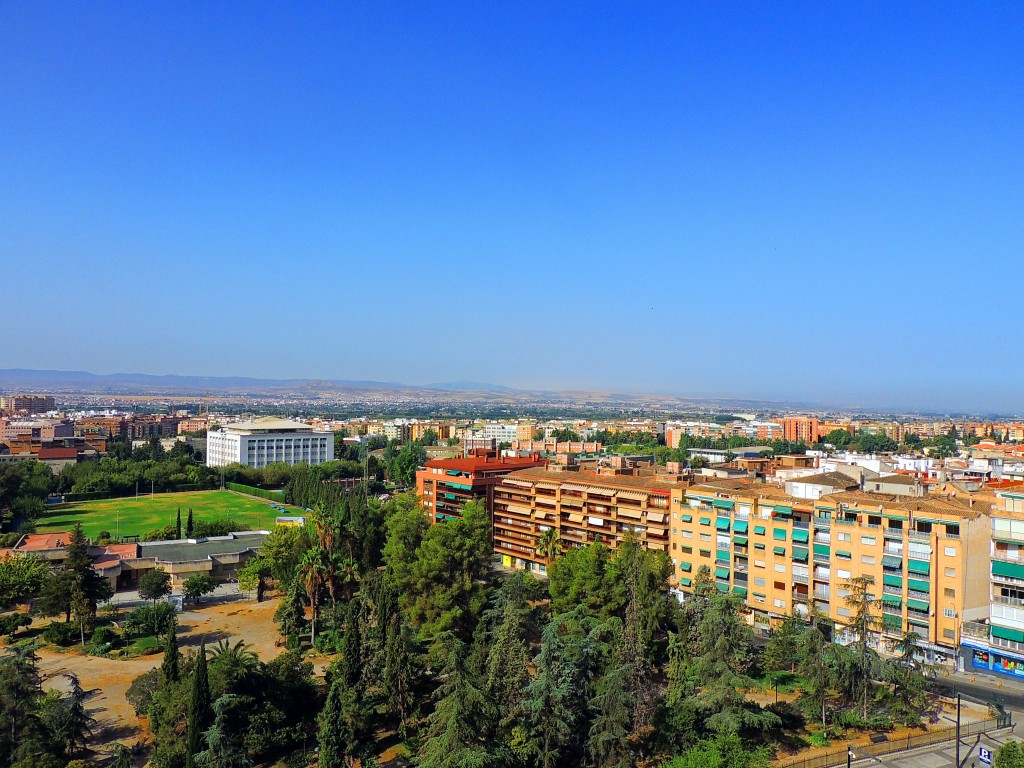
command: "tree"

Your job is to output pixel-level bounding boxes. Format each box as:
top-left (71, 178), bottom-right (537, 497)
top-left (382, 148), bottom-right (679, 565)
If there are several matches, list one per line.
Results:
top-left (237, 557), bottom-right (271, 602)
top-left (536, 527), bottom-right (562, 565)
top-left (843, 575), bottom-right (880, 718)
top-left (186, 642), bottom-right (213, 768)
top-left (996, 741), bottom-right (1024, 768)
top-left (524, 620), bottom-right (576, 768)
top-left (161, 624), bottom-right (180, 684)
top-left (183, 574), bottom-right (217, 604)
top-left (138, 569), bottom-right (172, 603)
top-left (193, 694), bottom-right (252, 768)
top-left (317, 678), bottom-right (371, 768)
top-left (299, 547), bottom-right (328, 646)
top-left (419, 632), bottom-right (496, 768)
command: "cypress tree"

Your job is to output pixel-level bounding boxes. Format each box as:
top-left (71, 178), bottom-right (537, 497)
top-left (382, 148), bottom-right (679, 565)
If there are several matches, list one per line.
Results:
top-left (160, 624), bottom-right (180, 684)
top-left (186, 641), bottom-right (212, 768)
top-left (176, 508), bottom-right (182, 540)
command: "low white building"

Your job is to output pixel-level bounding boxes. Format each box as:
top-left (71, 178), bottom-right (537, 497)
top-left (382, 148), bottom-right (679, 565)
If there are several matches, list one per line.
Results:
top-left (206, 417), bottom-right (333, 468)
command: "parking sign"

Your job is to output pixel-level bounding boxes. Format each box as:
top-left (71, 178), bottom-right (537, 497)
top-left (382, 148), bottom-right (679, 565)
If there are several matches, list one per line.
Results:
top-left (980, 747), bottom-right (992, 765)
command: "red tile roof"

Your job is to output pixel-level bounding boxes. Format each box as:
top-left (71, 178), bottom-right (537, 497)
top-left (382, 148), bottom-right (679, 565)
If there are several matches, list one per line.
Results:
top-left (17, 532), bottom-right (72, 551)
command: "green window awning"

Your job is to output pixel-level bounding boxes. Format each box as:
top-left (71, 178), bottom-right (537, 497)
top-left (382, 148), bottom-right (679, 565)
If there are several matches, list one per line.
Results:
top-left (883, 574), bottom-right (903, 588)
top-left (679, 561), bottom-right (692, 572)
top-left (715, 567), bottom-right (730, 579)
top-left (792, 546), bottom-right (809, 562)
top-left (993, 560), bottom-right (1024, 580)
top-left (908, 578), bottom-right (930, 593)
top-left (733, 536), bottom-right (748, 546)
top-left (754, 525), bottom-right (766, 535)
top-left (699, 517), bottom-right (711, 526)
top-left (733, 586), bottom-right (748, 597)
top-left (907, 598), bottom-right (930, 612)
top-left (679, 577), bottom-right (692, 587)
top-left (882, 614), bottom-right (902, 630)
top-left (907, 560), bottom-right (930, 575)
top-left (992, 625), bottom-right (1024, 643)
top-left (716, 550), bottom-right (730, 562)
top-left (681, 514), bottom-right (692, 522)
top-left (733, 520), bottom-right (749, 533)
top-left (881, 595), bottom-right (902, 608)
top-left (881, 555), bottom-right (902, 568)
top-left (716, 518), bottom-right (731, 531)
top-left (791, 528), bottom-right (809, 543)
top-left (713, 499), bottom-right (735, 510)
top-left (836, 550), bottom-right (851, 558)
top-left (814, 544), bottom-right (831, 557)
top-left (715, 582), bottom-right (729, 593)
top-left (773, 528), bottom-right (787, 541)
top-left (773, 546), bottom-right (786, 556)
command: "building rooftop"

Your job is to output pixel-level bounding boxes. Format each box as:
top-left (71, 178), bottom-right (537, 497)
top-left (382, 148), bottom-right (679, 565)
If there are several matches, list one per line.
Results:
top-left (508, 467), bottom-right (683, 491)
top-left (136, 532), bottom-right (269, 563)
top-left (220, 417), bottom-right (313, 434)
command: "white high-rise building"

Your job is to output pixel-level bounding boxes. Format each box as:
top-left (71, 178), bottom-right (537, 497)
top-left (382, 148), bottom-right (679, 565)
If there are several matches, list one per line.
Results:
top-left (206, 417), bottom-right (333, 468)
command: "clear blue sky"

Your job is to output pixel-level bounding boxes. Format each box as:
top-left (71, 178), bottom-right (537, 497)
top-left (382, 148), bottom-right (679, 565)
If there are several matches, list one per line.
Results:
top-left (2, 3), bottom-right (1021, 412)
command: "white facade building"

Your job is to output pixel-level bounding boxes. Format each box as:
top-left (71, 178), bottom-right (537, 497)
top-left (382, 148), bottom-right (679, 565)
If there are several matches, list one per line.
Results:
top-left (206, 417), bottom-right (333, 468)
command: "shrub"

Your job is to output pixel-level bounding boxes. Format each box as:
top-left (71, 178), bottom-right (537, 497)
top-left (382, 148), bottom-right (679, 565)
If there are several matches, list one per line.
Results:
top-left (0, 613), bottom-right (32, 638)
top-left (43, 620), bottom-right (78, 646)
top-left (122, 603), bottom-right (176, 639)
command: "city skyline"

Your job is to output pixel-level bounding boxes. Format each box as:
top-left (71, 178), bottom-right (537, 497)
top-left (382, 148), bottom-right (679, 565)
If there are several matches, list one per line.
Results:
top-left (2, 5), bottom-right (1022, 412)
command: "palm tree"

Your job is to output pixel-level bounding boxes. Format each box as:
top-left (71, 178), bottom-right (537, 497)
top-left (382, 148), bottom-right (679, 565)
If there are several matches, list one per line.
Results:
top-left (300, 547), bottom-right (328, 646)
top-left (536, 527), bottom-right (562, 566)
top-left (335, 556), bottom-right (360, 602)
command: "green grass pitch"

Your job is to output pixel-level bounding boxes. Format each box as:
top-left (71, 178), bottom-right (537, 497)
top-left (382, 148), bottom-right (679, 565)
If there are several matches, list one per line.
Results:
top-left (35, 490), bottom-right (300, 540)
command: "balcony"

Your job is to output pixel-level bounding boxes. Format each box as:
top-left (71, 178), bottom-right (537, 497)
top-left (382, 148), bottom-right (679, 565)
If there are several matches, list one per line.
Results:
top-left (962, 620), bottom-right (989, 641)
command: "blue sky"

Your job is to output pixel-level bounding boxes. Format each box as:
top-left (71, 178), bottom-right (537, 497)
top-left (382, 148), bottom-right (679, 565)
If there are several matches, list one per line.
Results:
top-left (1, 3), bottom-right (1022, 412)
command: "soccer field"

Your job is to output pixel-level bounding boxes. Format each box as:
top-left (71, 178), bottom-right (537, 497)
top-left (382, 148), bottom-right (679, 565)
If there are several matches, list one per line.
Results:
top-left (35, 490), bottom-right (297, 540)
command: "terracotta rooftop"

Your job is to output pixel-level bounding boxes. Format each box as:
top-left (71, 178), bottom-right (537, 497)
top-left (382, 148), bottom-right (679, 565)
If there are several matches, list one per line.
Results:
top-left (17, 532), bottom-right (72, 551)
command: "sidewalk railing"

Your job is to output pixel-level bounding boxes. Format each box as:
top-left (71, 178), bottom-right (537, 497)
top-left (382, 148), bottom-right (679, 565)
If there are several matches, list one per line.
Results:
top-left (775, 715), bottom-right (1012, 768)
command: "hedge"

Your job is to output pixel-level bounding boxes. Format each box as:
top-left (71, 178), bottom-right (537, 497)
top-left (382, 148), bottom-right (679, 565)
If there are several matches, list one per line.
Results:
top-left (225, 483), bottom-right (286, 502)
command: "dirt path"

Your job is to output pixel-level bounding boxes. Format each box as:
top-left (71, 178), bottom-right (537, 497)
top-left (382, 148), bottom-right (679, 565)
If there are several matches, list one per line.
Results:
top-left (38, 595), bottom-right (288, 756)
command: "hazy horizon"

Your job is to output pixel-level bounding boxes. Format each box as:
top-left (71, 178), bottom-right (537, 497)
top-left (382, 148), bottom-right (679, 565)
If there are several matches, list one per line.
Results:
top-left (2, 5), bottom-right (1021, 412)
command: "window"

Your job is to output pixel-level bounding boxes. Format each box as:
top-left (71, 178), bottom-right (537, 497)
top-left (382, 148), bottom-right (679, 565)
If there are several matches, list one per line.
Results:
top-left (944, 546), bottom-right (957, 556)
top-left (944, 568), bottom-right (956, 577)
top-left (944, 587), bottom-right (955, 598)
top-left (838, 532), bottom-right (852, 542)
top-left (861, 536), bottom-right (876, 546)
top-left (861, 555), bottom-right (875, 565)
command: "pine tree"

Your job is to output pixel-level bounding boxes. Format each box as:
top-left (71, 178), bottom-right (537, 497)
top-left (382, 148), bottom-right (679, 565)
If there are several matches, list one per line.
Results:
top-left (176, 508), bottom-right (183, 540)
top-left (587, 666), bottom-right (632, 768)
top-left (161, 624), bottom-right (180, 684)
top-left (186, 642), bottom-right (213, 768)
top-left (187, 508), bottom-right (194, 537)
top-left (419, 632), bottom-right (495, 768)
top-left (524, 620), bottom-right (575, 768)
top-left (317, 678), bottom-right (370, 768)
